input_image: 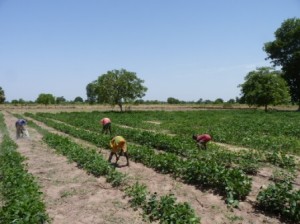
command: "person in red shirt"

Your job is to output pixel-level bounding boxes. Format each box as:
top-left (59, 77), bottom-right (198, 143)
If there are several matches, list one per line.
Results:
top-left (192, 134), bottom-right (212, 150)
top-left (100, 117), bottom-right (112, 134)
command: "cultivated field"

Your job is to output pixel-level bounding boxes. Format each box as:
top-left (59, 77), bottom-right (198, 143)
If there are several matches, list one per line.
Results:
top-left (1, 105), bottom-right (300, 224)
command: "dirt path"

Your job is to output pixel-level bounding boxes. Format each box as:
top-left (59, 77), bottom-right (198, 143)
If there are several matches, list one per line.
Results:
top-left (3, 111), bottom-right (287, 224)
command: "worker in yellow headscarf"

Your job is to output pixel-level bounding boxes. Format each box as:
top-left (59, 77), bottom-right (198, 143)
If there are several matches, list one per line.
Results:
top-left (108, 136), bottom-right (129, 166)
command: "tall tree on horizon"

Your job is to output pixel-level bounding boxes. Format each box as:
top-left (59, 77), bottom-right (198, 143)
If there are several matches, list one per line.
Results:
top-left (264, 17), bottom-right (300, 110)
top-left (86, 69), bottom-right (147, 112)
top-left (239, 67), bottom-right (290, 112)
top-left (0, 87), bottom-right (5, 103)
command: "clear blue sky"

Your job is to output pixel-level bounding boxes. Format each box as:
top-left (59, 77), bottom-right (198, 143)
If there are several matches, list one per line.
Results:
top-left (1, 0), bottom-right (299, 102)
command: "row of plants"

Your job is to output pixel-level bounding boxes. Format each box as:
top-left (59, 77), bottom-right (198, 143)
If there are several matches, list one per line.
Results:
top-left (27, 120), bottom-right (126, 187)
top-left (60, 110), bottom-right (300, 155)
top-left (27, 111), bottom-right (300, 222)
top-left (33, 112), bottom-right (297, 172)
top-left (26, 113), bottom-right (252, 206)
top-left (125, 182), bottom-right (200, 223)
top-left (28, 119), bottom-right (201, 223)
top-left (257, 177), bottom-right (300, 222)
top-left (0, 113), bottom-right (49, 223)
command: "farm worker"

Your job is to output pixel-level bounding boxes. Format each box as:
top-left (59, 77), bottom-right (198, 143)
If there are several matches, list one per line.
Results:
top-left (100, 117), bottom-right (112, 134)
top-left (15, 119), bottom-right (28, 139)
top-left (192, 134), bottom-right (212, 150)
top-left (108, 136), bottom-right (129, 166)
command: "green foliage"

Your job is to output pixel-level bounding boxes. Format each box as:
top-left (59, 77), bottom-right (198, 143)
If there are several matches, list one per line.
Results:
top-left (0, 87), bottom-right (5, 103)
top-left (24, 114), bottom-right (202, 223)
top-left (87, 69), bottom-right (147, 111)
top-left (239, 67), bottom-right (290, 111)
top-left (125, 182), bottom-right (148, 208)
top-left (257, 180), bottom-right (300, 222)
top-left (56, 96), bottom-right (66, 104)
top-left (74, 96), bottom-right (84, 103)
top-left (42, 132), bottom-right (126, 186)
top-left (28, 112), bottom-right (252, 204)
top-left (36, 93), bottom-right (55, 105)
top-left (264, 17), bottom-right (300, 107)
top-left (265, 150), bottom-right (296, 169)
top-left (86, 81), bottom-right (98, 104)
top-left (167, 97), bottom-right (180, 104)
top-left (214, 98), bottom-right (224, 104)
top-left (0, 135), bottom-right (49, 223)
top-left (27, 109), bottom-right (300, 217)
top-left (125, 183), bottom-right (200, 223)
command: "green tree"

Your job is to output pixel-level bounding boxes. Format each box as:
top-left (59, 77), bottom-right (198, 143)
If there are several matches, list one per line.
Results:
top-left (36, 93), bottom-right (55, 105)
top-left (86, 81), bottom-right (98, 104)
top-left (0, 87), bottom-right (5, 103)
top-left (239, 67), bottom-right (290, 112)
top-left (167, 97), bottom-right (180, 104)
top-left (264, 18), bottom-right (300, 110)
top-left (196, 98), bottom-right (203, 104)
top-left (214, 98), bottom-right (224, 104)
top-left (74, 96), bottom-right (84, 103)
top-left (87, 69), bottom-right (147, 111)
top-left (11, 99), bottom-right (23, 105)
top-left (56, 96), bottom-right (66, 104)
top-left (227, 99), bottom-right (235, 104)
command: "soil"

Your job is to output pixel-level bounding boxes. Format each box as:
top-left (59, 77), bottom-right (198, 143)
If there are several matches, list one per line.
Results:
top-left (1, 109), bottom-right (296, 224)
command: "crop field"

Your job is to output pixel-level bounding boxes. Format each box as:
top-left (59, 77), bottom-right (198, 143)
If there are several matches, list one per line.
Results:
top-left (1, 108), bottom-right (300, 224)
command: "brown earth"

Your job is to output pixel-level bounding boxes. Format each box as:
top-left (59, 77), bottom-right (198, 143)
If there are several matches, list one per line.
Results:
top-left (1, 109), bottom-right (297, 224)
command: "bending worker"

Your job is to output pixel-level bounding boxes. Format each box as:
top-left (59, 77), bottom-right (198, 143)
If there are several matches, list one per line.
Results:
top-left (192, 134), bottom-right (212, 150)
top-left (109, 136), bottom-right (129, 166)
top-left (100, 117), bottom-right (111, 134)
top-left (15, 119), bottom-right (27, 139)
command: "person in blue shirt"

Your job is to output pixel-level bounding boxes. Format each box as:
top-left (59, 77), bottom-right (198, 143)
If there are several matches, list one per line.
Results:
top-left (15, 119), bottom-right (27, 139)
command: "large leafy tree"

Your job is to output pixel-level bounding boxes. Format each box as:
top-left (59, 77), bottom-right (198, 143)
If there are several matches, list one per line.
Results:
top-left (167, 97), bottom-right (180, 104)
top-left (74, 96), bottom-right (84, 103)
top-left (36, 93), bottom-right (55, 105)
top-left (86, 81), bottom-right (98, 104)
top-left (264, 17), bottom-right (300, 110)
top-left (239, 67), bottom-right (290, 112)
top-left (56, 96), bottom-right (66, 104)
top-left (87, 69), bottom-right (147, 111)
top-left (0, 87), bottom-right (5, 103)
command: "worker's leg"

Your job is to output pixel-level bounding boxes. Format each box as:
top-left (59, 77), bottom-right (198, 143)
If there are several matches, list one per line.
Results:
top-left (16, 128), bottom-right (19, 139)
top-left (20, 126), bottom-right (25, 137)
top-left (198, 142), bottom-right (206, 150)
top-left (115, 153), bottom-right (120, 164)
top-left (108, 123), bottom-right (112, 135)
top-left (108, 152), bottom-right (114, 162)
top-left (196, 142), bottom-right (202, 149)
top-left (124, 152), bottom-right (129, 166)
top-left (16, 126), bottom-right (22, 138)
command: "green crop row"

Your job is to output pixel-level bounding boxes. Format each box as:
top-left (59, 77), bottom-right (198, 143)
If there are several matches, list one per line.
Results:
top-left (26, 113), bottom-right (252, 205)
top-left (32, 112), bottom-right (296, 172)
top-left (125, 182), bottom-right (200, 223)
top-left (0, 113), bottom-right (49, 224)
top-left (28, 119), bottom-right (201, 223)
top-left (46, 110), bottom-right (300, 155)
top-left (257, 179), bottom-right (300, 222)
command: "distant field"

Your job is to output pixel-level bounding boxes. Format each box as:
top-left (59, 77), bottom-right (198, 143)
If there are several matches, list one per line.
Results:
top-left (0, 103), bottom-right (298, 113)
top-left (28, 109), bottom-right (300, 155)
